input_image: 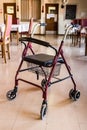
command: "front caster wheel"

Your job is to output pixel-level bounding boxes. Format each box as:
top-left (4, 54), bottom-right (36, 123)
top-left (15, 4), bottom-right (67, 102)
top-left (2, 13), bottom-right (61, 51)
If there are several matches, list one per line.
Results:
top-left (69, 89), bottom-right (80, 101)
top-left (41, 79), bottom-right (47, 88)
top-left (6, 87), bottom-right (18, 100)
top-left (40, 101), bottom-right (47, 120)
top-left (41, 79), bottom-right (51, 88)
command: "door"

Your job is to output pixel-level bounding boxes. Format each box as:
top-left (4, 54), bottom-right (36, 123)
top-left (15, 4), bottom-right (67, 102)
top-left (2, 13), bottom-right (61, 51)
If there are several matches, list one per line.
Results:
top-left (45, 4), bottom-right (59, 34)
top-left (3, 3), bottom-right (16, 23)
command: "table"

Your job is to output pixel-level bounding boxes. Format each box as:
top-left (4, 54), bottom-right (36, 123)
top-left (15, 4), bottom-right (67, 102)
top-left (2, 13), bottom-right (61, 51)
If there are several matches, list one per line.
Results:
top-left (11, 23), bottom-right (29, 45)
top-left (65, 24), bottom-right (87, 55)
top-left (80, 27), bottom-right (87, 55)
top-left (65, 24), bottom-right (81, 46)
top-left (0, 23), bottom-right (29, 45)
top-left (10, 24), bottom-right (20, 45)
top-left (71, 25), bottom-right (81, 46)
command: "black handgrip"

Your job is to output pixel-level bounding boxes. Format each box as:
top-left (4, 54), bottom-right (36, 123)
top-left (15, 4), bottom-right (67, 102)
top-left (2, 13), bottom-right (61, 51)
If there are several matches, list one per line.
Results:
top-left (19, 37), bottom-right (50, 47)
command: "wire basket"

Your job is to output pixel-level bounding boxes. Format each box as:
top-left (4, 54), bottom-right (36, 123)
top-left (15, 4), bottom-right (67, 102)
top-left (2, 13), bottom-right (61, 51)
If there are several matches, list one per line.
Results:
top-left (27, 62), bottom-right (61, 77)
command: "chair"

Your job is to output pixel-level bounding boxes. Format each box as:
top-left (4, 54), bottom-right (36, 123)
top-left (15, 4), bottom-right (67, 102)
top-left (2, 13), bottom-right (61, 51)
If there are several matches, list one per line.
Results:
top-left (0, 14), bottom-right (12, 63)
top-left (81, 19), bottom-right (87, 27)
top-left (72, 19), bottom-right (87, 47)
top-left (71, 19), bottom-right (82, 47)
top-left (19, 18), bottom-right (33, 38)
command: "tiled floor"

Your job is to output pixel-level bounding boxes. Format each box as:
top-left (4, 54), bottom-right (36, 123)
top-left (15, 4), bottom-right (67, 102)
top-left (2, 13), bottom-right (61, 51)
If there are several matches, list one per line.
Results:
top-left (0, 35), bottom-right (87, 130)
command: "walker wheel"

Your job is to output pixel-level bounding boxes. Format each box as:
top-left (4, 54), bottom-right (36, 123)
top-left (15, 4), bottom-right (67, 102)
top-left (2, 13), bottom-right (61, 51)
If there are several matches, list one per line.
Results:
top-left (69, 89), bottom-right (80, 101)
top-left (41, 79), bottom-right (47, 88)
top-left (41, 79), bottom-right (51, 88)
top-left (6, 90), bottom-right (16, 100)
top-left (40, 102), bottom-right (47, 120)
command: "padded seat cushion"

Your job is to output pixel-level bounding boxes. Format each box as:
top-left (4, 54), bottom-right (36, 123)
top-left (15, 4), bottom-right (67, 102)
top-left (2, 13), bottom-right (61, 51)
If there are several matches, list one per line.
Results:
top-left (23, 53), bottom-right (64, 67)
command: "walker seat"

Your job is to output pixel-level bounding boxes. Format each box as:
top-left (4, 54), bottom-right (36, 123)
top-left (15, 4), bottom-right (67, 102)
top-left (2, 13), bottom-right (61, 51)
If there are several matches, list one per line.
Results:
top-left (23, 53), bottom-right (64, 67)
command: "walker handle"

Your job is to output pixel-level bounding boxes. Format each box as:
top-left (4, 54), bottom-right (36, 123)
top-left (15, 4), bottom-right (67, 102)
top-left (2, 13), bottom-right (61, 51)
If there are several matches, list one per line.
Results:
top-left (19, 37), bottom-right (50, 47)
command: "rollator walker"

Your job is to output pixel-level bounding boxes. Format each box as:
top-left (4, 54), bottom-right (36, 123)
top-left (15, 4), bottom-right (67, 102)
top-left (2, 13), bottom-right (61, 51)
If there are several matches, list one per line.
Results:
top-left (6, 20), bottom-right (80, 120)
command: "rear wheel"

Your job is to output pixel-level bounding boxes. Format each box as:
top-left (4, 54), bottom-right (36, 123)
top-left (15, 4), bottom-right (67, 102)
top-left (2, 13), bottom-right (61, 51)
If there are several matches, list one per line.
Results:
top-left (6, 87), bottom-right (18, 100)
top-left (41, 79), bottom-right (47, 88)
top-left (41, 79), bottom-right (51, 88)
top-left (69, 89), bottom-right (80, 101)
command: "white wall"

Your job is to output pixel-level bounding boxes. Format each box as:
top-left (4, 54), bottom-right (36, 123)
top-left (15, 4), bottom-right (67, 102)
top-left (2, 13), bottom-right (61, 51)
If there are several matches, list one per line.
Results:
top-left (41, 0), bottom-right (87, 34)
top-left (40, 0), bottom-right (87, 34)
top-left (0, 0), bottom-right (87, 34)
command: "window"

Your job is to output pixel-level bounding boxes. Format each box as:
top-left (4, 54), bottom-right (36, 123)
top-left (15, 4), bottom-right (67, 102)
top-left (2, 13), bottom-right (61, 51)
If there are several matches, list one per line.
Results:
top-left (21, 0), bottom-right (41, 21)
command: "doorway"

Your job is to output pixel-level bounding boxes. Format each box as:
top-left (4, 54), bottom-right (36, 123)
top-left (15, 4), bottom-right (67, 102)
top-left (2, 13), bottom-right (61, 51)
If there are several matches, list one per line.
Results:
top-left (45, 4), bottom-right (59, 34)
top-left (3, 3), bottom-right (16, 23)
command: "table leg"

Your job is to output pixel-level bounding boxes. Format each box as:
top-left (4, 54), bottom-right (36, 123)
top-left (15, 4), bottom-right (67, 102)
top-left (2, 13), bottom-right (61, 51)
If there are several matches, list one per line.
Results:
top-left (17, 30), bottom-right (19, 45)
top-left (85, 34), bottom-right (87, 56)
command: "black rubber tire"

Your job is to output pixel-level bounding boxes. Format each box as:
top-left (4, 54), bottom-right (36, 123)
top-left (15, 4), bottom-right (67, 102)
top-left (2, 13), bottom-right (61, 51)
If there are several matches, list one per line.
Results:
top-left (6, 90), bottom-right (16, 100)
top-left (69, 89), bottom-right (80, 101)
top-left (40, 104), bottom-right (47, 120)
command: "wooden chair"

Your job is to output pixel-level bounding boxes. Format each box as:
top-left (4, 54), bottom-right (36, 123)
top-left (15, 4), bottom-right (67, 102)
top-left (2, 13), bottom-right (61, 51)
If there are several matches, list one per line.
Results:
top-left (19, 18), bottom-right (33, 38)
top-left (0, 14), bottom-right (12, 63)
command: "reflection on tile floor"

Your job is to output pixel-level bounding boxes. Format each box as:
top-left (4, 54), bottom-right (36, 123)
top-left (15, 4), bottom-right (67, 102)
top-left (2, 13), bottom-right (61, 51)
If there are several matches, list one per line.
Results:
top-left (0, 35), bottom-right (87, 130)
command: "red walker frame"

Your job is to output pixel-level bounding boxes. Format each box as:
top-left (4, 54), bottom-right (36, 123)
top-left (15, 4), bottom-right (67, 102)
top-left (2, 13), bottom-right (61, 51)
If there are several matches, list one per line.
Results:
top-left (6, 20), bottom-right (80, 119)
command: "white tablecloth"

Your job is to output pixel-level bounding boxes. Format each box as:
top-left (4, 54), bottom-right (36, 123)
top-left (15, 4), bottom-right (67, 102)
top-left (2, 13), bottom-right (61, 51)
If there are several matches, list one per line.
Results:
top-left (11, 23), bottom-right (29, 33)
top-left (65, 23), bottom-right (87, 35)
top-left (0, 23), bottom-right (29, 34)
top-left (80, 26), bottom-right (87, 34)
